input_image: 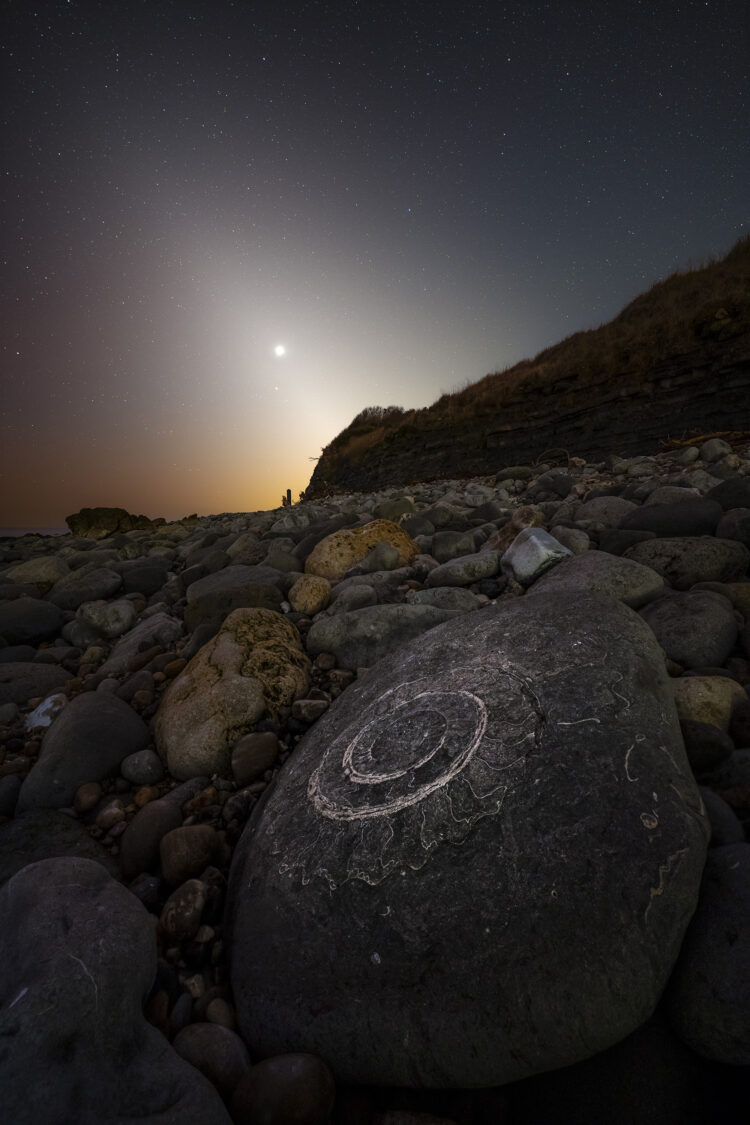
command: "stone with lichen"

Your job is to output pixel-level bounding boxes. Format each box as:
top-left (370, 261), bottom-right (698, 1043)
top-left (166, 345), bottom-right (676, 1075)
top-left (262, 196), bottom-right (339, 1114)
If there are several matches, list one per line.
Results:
top-left (304, 519), bottom-right (419, 581)
top-left (154, 608), bottom-right (309, 780)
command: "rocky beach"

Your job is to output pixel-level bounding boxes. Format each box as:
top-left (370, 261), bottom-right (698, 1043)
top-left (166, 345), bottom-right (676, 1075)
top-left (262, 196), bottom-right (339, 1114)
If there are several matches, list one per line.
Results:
top-left (1, 435), bottom-right (749, 1124)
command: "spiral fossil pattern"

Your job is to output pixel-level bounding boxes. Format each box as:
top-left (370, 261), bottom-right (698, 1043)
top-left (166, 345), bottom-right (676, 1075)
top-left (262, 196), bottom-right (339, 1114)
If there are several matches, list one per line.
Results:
top-left (286, 661), bottom-right (544, 889)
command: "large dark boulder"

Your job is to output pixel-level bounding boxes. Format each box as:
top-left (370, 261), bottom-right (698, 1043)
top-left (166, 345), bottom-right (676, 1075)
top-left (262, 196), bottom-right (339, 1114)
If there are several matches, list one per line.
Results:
top-left (65, 506), bottom-right (156, 539)
top-left (226, 592), bottom-right (708, 1087)
top-left (0, 857), bottom-right (231, 1124)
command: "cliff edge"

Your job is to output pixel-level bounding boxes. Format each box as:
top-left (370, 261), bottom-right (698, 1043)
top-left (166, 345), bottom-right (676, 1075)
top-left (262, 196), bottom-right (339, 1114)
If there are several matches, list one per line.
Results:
top-left (305, 237), bottom-right (750, 497)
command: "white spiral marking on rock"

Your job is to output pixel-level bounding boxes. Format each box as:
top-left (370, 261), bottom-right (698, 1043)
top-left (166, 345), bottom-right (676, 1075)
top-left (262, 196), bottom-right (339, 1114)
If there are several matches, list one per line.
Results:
top-left (310, 689), bottom-right (487, 821)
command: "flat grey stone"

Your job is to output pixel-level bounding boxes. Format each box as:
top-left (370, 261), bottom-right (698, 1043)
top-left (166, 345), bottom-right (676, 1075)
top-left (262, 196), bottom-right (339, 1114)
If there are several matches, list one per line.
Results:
top-left (98, 611), bottom-right (183, 676)
top-left (227, 592), bottom-right (708, 1087)
top-left (0, 596), bottom-right (65, 645)
top-left (623, 537), bottom-right (750, 585)
top-left (426, 551), bottom-right (502, 587)
top-left (526, 549), bottom-right (664, 608)
top-left (305, 604), bottom-right (460, 670)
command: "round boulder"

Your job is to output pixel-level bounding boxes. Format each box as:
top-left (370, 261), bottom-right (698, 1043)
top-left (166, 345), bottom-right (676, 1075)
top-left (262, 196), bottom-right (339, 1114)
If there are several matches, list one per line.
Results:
top-left (638, 590), bottom-right (738, 669)
top-left (17, 692), bottom-right (150, 812)
top-left (226, 592), bottom-right (708, 1087)
top-left (154, 608), bottom-right (309, 779)
top-left (668, 843), bottom-right (750, 1064)
top-left (0, 857), bottom-right (231, 1124)
top-left (304, 520), bottom-right (419, 581)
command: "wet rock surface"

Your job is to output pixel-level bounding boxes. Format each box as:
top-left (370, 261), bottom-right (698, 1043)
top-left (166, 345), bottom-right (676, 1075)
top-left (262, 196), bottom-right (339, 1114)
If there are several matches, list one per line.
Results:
top-left (0, 436), bottom-right (748, 1121)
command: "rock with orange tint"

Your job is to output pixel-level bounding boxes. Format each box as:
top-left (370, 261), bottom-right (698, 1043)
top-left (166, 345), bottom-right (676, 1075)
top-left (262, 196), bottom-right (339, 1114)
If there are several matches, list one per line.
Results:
top-left (304, 519), bottom-right (418, 581)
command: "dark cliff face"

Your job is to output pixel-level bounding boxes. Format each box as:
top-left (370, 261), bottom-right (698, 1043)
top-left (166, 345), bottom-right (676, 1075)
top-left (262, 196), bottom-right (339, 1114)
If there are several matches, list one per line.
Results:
top-left (305, 239), bottom-right (750, 496)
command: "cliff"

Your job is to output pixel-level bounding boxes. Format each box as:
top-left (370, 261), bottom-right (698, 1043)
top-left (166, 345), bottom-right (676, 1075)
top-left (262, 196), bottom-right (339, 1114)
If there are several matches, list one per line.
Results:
top-left (305, 237), bottom-right (750, 496)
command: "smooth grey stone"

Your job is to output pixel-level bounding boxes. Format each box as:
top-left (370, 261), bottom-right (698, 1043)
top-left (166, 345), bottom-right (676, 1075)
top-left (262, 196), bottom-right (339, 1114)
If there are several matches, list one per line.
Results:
top-left (76, 597), bottom-right (137, 639)
top-left (17, 693), bottom-right (149, 812)
top-left (0, 646), bottom-right (36, 664)
top-left (698, 787), bottom-right (745, 846)
top-left (700, 438), bottom-right (733, 463)
top-left (119, 798), bottom-right (183, 880)
top-left (0, 775), bottom-right (22, 818)
top-left (0, 596), bottom-right (65, 645)
top-left (0, 662), bottom-right (69, 706)
top-left (431, 530), bottom-right (477, 564)
top-left (426, 550), bottom-right (503, 587)
top-left (98, 611), bottom-right (183, 676)
top-left (668, 843), bottom-right (750, 1065)
top-left (326, 584), bottom-right (378, 615)
top-left (549, 526), bottom-right (590, 555)
top-left (116, 558), bottom-right (170, 596)
top-left (306, 604), bottom-right (460, 671)
top-left (623, 537), bottom-right (750, 585)
top-left (698, 750), bottom-right (750, 790)
top-left (372, 498), bottom-right (415, 522)
top-left (715, 507), bottom-right (750, 547)
top-left (619, 499), bottom-right (723, 537)
top-left (706, 477), bottom-right (750, 511)
top-left (402, 514), bottom-right (436, 537)
top-left (406, 587), bottom-right (481, 612)
top-left (643, 485), bottom-right (702, 506)
top-left (533, 469), bottom-right (574, 497)
top-left (527, 549), bottom-right (664, 608)
top-left (184, 565), bottom-right (284, 631)
top-left (358, 541), bottom-right (401, 572)
top-left (574, 496), bottom-right (638, 528)
top-left (227, 592), bottom-right (707, 1087)
top-left (500, 529), bottom-right (571, 586)
top-left (639, 591), bottom-right (738, 669)
top-left (510, 1014), bottom-right (713, 1125)
top-left (0, 700), bottom-right (19, 723)
top-left (0, 858), bottom-right (232, 1124)
top-left (680, 721), bottom-right (735, 773)
top-left (120, 748), bottom-right (165, 786)
top-left (0, 809), bottom-right (118, 887)
top-left (420, 503), bottom-right (467, 529)
top-left (46, 566), bottom-right (123, 610)
top-left (597, 529), bottom-right (656, 556)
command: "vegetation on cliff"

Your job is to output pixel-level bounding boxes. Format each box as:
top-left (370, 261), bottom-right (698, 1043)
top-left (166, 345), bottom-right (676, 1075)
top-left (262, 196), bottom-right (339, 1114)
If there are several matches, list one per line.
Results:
top-left (307, 235), bottom-right (750, 496)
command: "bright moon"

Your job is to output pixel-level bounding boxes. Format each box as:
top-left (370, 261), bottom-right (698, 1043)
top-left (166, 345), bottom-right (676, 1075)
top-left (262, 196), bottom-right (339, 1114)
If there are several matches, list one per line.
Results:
top-left (274, 344), bottom-right (286, 357)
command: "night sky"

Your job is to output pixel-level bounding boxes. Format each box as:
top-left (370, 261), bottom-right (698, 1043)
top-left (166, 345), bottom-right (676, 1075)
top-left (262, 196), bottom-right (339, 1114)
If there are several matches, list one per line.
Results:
top-left (2, 0), bottom-right (748, 529)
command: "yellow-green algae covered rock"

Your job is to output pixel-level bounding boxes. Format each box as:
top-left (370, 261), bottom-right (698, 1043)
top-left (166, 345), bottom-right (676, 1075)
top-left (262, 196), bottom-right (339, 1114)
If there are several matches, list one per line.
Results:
top-left (155, 608), bottom-right (309, 780)
top-left (304, 519), bottom-right (418, 581)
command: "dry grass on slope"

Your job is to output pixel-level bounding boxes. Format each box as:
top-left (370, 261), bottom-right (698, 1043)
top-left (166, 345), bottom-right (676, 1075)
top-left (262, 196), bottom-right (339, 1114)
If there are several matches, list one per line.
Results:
top-left (321, 235), bottom-right (750, 465)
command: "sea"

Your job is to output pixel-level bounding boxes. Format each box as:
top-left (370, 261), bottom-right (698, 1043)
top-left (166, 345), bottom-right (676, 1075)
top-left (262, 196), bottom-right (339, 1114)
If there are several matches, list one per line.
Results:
top-left (0, 528), bottom-right (69, 539)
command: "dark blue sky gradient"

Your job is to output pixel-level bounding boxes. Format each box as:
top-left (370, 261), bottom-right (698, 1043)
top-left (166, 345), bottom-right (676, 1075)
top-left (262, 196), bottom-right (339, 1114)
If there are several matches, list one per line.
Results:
top-left (2, 0), bottom-right (748, 524)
